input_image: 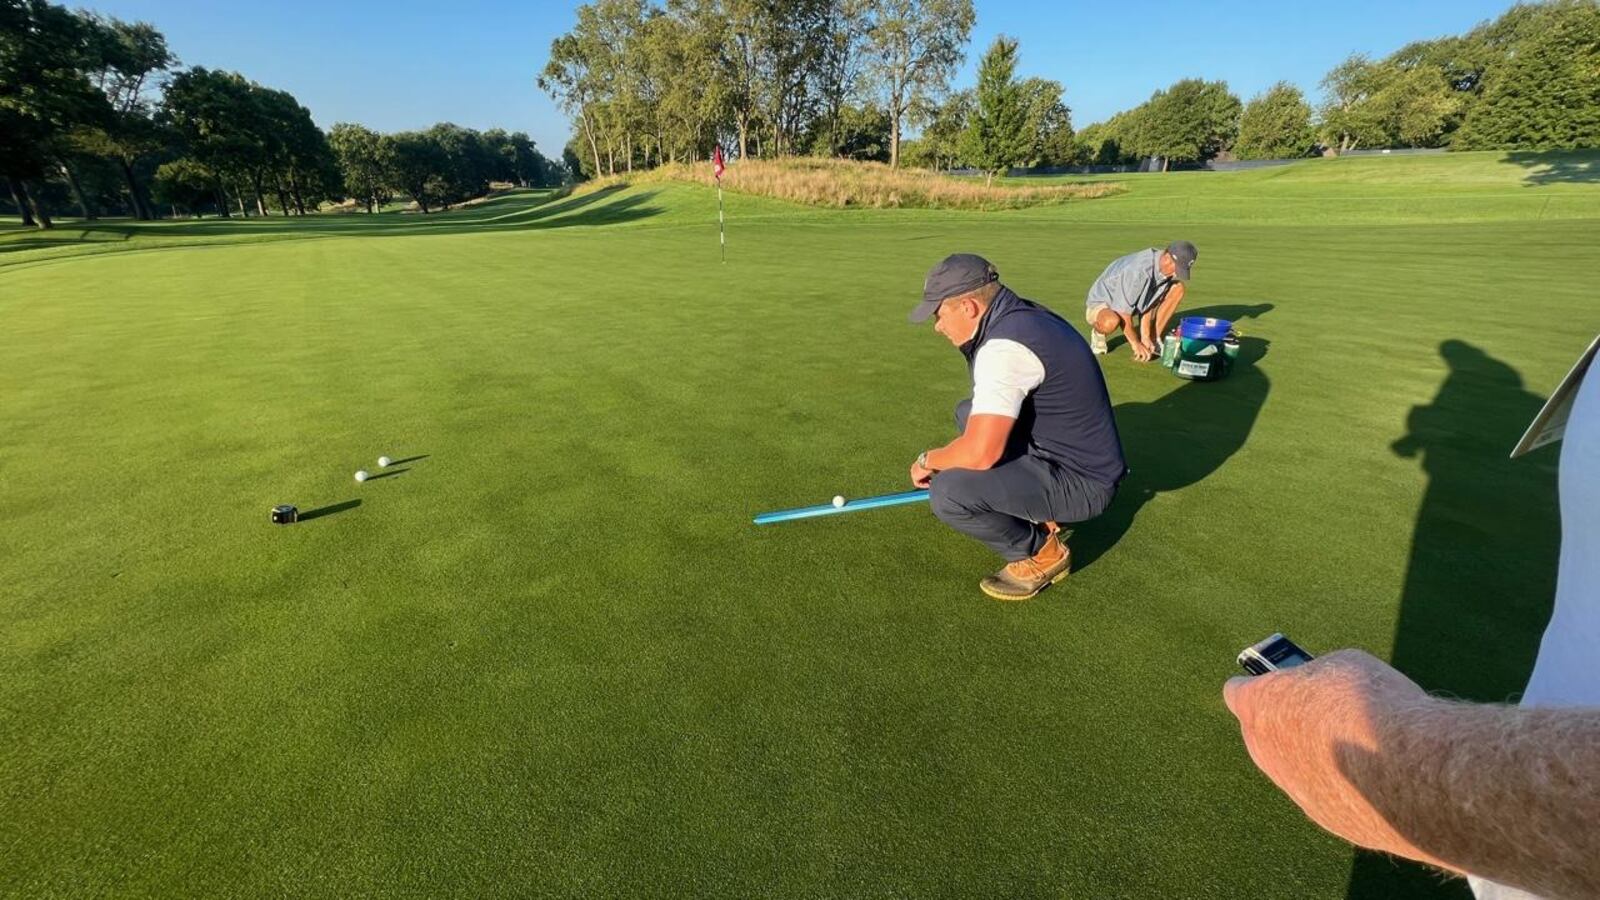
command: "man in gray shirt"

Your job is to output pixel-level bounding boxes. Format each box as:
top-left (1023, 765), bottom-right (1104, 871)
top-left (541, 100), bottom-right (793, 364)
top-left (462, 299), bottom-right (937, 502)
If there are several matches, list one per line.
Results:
top-left (1085, 241), bottom-right (1198, 361)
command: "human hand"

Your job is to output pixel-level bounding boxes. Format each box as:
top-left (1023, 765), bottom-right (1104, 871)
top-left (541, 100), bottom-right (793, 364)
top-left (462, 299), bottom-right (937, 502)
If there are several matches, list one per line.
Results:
top-left (1131, 340), bottom-right (1155, 363)
top-left (910, 459), bottom-right (934, 488)
top-left (1223, 650), bottom-right (1447, 867)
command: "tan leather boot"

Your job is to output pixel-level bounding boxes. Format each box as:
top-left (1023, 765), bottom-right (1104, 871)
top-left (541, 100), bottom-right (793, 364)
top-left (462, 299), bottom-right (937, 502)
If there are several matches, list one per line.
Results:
top-left (979, 532), bottom-right (1071, 601)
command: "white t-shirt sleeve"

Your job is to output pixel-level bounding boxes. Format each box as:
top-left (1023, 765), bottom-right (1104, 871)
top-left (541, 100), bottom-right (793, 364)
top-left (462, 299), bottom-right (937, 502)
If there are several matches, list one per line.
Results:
top-left (970, 339), bottom-right (1045, 418)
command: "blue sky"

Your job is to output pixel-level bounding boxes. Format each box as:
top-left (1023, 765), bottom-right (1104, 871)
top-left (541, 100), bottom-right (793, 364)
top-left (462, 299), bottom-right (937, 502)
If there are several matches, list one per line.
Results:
top-left (73, 0), bottom-right (1517, 158)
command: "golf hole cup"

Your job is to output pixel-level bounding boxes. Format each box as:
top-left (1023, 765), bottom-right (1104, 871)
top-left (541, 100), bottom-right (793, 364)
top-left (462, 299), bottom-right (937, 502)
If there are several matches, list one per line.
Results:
top-left (271, 504), bottom-right (299, 525)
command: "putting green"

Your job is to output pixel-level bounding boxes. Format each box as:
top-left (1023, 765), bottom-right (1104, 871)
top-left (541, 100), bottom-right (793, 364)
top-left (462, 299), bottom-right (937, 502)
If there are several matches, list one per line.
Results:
top-left (3, 151), bottom-right (1596, 897)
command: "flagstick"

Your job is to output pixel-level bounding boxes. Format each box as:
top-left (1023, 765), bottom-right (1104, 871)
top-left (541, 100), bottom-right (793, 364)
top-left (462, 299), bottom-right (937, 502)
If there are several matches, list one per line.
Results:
top-left (716, 177), bottom-right (726, 264)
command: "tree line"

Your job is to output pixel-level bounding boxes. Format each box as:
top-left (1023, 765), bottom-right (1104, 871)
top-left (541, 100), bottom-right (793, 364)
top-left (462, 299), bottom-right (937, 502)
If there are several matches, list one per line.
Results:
top-left (2, 0), bottom-right (560, 228)
top-left (543, 0), bottom-right (1599, 180)
top-left (539, 0), bottom-right (984, 177)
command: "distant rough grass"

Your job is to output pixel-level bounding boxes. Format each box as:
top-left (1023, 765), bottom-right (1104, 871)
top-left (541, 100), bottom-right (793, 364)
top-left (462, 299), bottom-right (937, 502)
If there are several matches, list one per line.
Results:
top-left (575, 157), bottom-right (1123, 210)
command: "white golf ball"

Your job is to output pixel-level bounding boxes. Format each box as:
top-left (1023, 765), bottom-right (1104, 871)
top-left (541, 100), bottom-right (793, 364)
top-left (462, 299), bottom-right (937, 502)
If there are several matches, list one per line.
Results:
top-left (355, 470), bottom-right (369, 483)
top-left (378, 456), bottom-right (392, 468)
top-left (832, 495), bottom-right (846, 508)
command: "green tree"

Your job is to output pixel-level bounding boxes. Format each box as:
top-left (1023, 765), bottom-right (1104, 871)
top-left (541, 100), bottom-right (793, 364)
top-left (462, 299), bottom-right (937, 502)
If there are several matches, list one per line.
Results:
top-left (811, 0), bottom-right (872, 158)
top-left (0, 0), bottom-right (113, 228)
top-left (1018, 77), bottom-right (1072, 166)
top-left (1141, 79), bottom-right (1240, 168)
top-left (383, 131), bottom-right (446, 213)
top-left (1319, 54), bottom-right (1459, 151)
top-left (862, 0), bottom-right (975, 167)
top-left (1235, 81), bottom-right (1315, 159)
top-left (959, 36), bottom-right (1031, 185)
top-left (540, 33), bottom-right (607, 177)
top-left (76, 13), bottom-right (173, 220)
top-left (1319, 54), bottom-right (1387, 152)
top-left (1454, 0), bottom-right (1600, 150)
top-left (163, 68), bottom-right (278, 215)
top-left (150, 157), bottom-right (216, 215)
top-left (652, 0), bottom-right (728, 164)
top-left (329, 122), bottom-right (387, 212)
top-left (911, 88), bottom-right (971, 169)
top-left (808, 102), bottom-right (890, 159)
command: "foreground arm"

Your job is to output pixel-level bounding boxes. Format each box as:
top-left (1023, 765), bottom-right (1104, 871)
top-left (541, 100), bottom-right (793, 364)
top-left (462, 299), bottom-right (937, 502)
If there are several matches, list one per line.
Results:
top-left (1153, 282), bottom-right (1186, 339)
top-left (1224, 650), bottom-right (1600, 899)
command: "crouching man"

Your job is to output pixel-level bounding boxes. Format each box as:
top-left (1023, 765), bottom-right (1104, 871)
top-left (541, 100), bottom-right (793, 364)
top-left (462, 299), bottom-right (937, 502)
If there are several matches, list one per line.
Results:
top-left (908, 254), bottom-right (1127, 600)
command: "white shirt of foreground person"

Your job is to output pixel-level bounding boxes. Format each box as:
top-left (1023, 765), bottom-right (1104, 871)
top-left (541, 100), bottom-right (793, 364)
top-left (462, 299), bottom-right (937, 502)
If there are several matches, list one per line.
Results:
top-left (1472, 353), bottom-right (1600, 899)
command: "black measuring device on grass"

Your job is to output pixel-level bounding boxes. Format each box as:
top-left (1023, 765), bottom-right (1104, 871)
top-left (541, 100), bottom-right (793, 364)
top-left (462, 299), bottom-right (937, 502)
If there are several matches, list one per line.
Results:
top-left (1237, 633), bottom-right (1316, 676)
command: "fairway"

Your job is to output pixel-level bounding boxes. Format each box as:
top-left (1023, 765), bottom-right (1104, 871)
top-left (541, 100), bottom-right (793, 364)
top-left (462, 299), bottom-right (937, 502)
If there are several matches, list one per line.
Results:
top-left (2, 152), bottom-right (1596, 897)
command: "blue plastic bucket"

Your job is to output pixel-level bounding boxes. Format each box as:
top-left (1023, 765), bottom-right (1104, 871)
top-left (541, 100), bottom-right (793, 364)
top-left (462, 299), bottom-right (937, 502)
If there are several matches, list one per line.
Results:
top-left (1179, 317), bottom-right (1232, 341)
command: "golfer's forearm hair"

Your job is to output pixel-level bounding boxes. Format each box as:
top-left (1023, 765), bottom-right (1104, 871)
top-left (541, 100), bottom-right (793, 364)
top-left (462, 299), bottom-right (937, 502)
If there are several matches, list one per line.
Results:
top-left (1351, 698), bottom-right (1600, 898)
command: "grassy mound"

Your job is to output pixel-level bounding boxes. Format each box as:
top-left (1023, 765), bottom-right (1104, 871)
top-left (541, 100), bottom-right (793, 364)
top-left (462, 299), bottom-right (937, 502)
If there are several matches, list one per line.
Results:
top-left (576, 157), bottom-right (1123, 210)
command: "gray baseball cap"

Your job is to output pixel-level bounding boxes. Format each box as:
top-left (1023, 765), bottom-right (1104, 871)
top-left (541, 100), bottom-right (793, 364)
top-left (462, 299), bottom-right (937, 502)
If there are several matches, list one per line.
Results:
top-left (1167, 240), bottom-right (1198, 281)
top-left (908, 253), bottom-right (999, 323)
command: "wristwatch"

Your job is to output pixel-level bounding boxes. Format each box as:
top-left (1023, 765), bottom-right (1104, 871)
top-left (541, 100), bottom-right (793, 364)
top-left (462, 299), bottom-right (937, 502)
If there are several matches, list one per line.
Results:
top-left (917, 451), bottom-right (931, 470)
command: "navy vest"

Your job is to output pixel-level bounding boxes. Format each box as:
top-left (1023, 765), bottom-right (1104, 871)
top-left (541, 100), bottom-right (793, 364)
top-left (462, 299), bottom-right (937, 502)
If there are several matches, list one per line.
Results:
top-left (961, 287), bottom-right (1127, 486)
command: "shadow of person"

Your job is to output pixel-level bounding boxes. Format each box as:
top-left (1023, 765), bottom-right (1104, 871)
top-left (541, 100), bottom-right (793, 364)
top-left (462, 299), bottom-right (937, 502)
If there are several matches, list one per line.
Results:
top-left (1069, 334), bottom-right (1272, 572)
top-left (1345, 340), bottom-right (1560, 899)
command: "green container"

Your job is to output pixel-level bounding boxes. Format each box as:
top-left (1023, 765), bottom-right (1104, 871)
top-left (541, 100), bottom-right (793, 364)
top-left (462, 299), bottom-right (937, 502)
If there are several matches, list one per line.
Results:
top-left (1160, 332), bottom-right (1180, 367)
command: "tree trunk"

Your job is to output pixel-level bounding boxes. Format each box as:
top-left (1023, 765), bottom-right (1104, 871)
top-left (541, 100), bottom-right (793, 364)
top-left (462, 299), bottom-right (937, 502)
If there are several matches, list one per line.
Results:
top-left (274, 175), bottom-right (291, 216)
top-left (250, 172), bottom-right (268, 216)
top-left (57, 159), bottom-right (95, 219)
top-left (117, 157), bottom-right (149, 220)
top-left (985, 171), bottom-right (993, 187)
top-left (366, 198), bottom-right (374, 214)
top-left (23, 179), bottom-right (52, 229)
top-left (581, 112), bottom-right (602, 179)
top-left (890, 105), bottom-right (902, 169)
top-left (625, 134), bottom-right (633, 174)
top-left (737, 115), bottom-right (748, 161)
top-left (7, 176), bottom-right (37, 226)
top-left (214, 185), bottom-right (230, 218)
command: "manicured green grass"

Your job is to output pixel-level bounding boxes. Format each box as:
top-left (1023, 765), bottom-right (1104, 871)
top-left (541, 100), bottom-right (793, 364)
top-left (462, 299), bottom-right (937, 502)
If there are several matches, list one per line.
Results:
top-left (2, 151), bottom-right (1595, 897)
top-left (1001, 149), bottom-right (1600, 224)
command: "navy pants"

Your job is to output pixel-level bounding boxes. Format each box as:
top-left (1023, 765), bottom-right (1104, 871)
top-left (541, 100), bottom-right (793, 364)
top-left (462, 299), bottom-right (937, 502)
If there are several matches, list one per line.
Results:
top-left (930, 400), bottom-right (1117, 561)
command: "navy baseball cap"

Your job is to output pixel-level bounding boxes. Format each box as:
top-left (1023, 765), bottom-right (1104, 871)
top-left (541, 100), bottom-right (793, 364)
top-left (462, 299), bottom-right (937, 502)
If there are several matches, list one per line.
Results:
top-left (909, 253), bottom-right (999, 323)
top-left (1167, 240), bottom-right (1198, 281)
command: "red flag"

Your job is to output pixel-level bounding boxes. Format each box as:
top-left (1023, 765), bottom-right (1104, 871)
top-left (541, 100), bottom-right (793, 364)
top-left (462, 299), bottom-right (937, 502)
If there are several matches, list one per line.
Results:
top-left (713, 145), bottom-right (725, 180)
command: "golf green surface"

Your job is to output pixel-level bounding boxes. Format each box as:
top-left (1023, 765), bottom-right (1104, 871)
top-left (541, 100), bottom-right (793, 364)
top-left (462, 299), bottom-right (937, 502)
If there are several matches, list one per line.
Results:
top-left (3, 151), bottom-right (1597, 897)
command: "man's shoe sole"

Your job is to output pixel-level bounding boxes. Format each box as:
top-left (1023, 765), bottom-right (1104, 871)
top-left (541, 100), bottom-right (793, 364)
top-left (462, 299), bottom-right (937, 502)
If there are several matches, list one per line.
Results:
top-left (979, 565), bottom-right (1071, 602)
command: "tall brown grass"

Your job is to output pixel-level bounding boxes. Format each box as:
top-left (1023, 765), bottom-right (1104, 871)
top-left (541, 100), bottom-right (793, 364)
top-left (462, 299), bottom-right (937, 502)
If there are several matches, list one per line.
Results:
top-left (574, 157), bottom-right (1121, 210)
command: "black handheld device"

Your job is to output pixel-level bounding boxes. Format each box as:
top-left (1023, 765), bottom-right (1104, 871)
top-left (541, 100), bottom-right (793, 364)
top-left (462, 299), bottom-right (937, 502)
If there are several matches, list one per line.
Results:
top-left (1237, 633), bottom-right (1315, 676)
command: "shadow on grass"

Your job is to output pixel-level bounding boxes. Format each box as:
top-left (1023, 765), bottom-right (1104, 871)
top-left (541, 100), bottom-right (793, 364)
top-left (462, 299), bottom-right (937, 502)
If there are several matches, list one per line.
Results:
top-left (1505, 150), bottom-right (1600, 186)
top-left (299, 499), bottom-right (361, 522)
top-left (1345, 340), bottom-right (1559, 900)
top-left (0, 186), bottom-right (664, 259)
top-left (388, 454), bottom-right (429, 465)
top-left (366, 467), bottom-right (410, 481)
top-left (1070, 303), bottom-right (1275, 572)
